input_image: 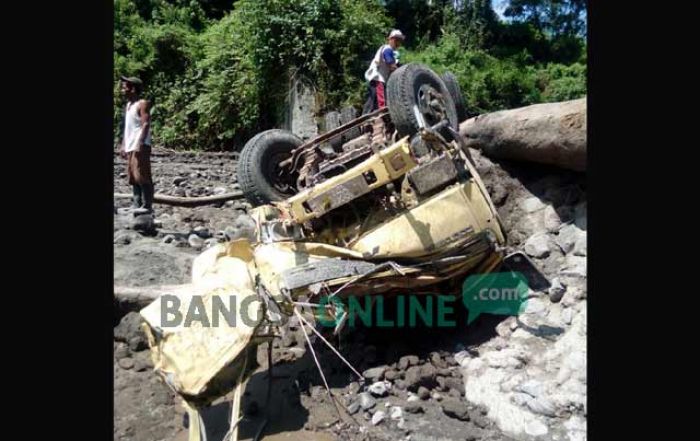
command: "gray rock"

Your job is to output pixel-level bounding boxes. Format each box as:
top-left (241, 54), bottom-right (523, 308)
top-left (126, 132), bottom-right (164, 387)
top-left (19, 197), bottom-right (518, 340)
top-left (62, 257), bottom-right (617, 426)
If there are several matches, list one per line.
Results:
top-left (556, 224), bottom-right (582, 254)
top-left (454, 350), bottom-right (471, 367)
top-left (430, 352), bottom-right (447, 369)
top-left (548, 278), bottom-right (567, 303)
top-left (114, 231), bottom-right (138, 245)
top-left (448, 388), bottom-right (462, 399)
top-left (368, 381), bottom-right (390, 397)
top-left (371, 410), bottom-right (386, 426)
top-left (289, 79), bottom-right (319, 140)
top-left (132, 215), bottom-right (156, 234)
top-left (561, 255), bottom-right (587, 278)
top-left (346, 401), bottom-right (360, 415)
top-left (526, 396), bottom-right (558, 417)
top-left (573, 233), bottom-right (587, 256)
top-left (188, 234), bottom-right (205, 249)
top-left (522, 297), bottom-right (548, 318)
top-left (213, 187), bottom-right (227, 195)
top-left (524, 234), bottom-right (551, 258)
top-left (404, 402), bottom-right (424, 414)
top-left (162, 234), bottom-right (176, 244)
top-left (390, 406), bottom-right (403, 420)
top-left (384, 369), bottom-right (399, 381)
top-left (118, 357), bottom-right (134, 370)
top-left (404, 364), bottom-right (437, 391)
top-left (543, 205), bottom-right (561, 232)
top-left (444, 377), bottom-right (464, 392)
top-left (470, 412), bottom-right (491, 429)
top-left (521, 197), bottom-right (546, 213)
top-left (223, 226), bottom-right (239, 240)
top-left (358, 392), bottom-right (376, 410)
top-left (114, 312), bottom-right (146, 344)
top-left (436, 376), bottom-right (447, 391)
top-left (128, 335), bottom-right (148, 352)
top-left (490, 183), bottom-right (509, 206)
top-left (114, 343), bottom-right (130, 360)
top-left (193, 226), bottom-right (212, 239)
top-left (287, 347), bottom-right (305, 358)
top-left (417, 386), bottom-right (430, 400)
top-left (173, 177), bottom-right (187, 186)
top-left (133, 353), bottom-right (153, 372)
top-left (562, 308), bottom-right (574, 325)
top-left (511, 392), bottom-right (533, 407)
top-left (561, 287), bottom-right (586, 307)
top-left (347, 382), bottom-right (361, 395)
top-left (398, 355), bottom-right (420, 370)
top-left (363, 366), bottom-right (387, 382)
top-left (525, 420), bottom-right (549, 437)
top-left (441, 399), bottom-right (470, 421)
top-left (517, 380), bottom-right (546, 398)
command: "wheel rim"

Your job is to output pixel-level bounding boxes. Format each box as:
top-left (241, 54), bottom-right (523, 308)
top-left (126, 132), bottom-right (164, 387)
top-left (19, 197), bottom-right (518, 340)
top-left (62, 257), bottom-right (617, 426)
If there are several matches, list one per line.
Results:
top-left (416, 83), bottom-right (449, 127)
top-left (264, 150), bottom-right (298, 196)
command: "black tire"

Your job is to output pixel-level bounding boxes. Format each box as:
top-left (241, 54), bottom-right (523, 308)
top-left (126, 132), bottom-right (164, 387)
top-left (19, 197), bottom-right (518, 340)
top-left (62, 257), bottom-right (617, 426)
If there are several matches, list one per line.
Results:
top-left (237, 129), bottom-right (302, 206)
top-left (386, 63), bottom-right (459, 138)
top-left (324, 111), bottom-right (343, 151)
top-left (441, 71), bottom-right (468, 122)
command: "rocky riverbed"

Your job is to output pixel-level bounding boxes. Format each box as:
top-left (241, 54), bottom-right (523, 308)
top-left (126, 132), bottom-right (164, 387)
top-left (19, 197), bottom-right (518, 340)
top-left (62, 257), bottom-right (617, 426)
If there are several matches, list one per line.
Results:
top-left (113, 147), bottom-right (586, 441)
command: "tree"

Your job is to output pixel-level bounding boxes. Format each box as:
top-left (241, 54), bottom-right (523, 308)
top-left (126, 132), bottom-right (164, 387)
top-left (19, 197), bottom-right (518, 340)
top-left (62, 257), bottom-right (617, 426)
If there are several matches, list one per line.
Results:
top-left (504, 0), bottom-right (587, 38)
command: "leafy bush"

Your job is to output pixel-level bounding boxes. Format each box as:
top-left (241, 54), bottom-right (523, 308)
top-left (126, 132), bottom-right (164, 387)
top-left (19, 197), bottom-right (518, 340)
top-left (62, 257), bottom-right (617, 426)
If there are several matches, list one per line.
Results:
top-left (114, 0), bottom-right (586, 150)
top-left (115, 0), bottom-right (390, 150)
top-left (402, 32), bottom-right (585, 114)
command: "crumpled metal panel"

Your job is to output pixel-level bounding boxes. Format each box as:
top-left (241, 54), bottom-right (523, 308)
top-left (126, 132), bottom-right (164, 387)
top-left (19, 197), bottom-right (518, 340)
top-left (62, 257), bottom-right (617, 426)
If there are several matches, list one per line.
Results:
top-left (307, 173), bottom-right (370, 214)
top-left (280, 258), bottom-right (377, 290)
top-left (407, 153), bottom-right (460, 195)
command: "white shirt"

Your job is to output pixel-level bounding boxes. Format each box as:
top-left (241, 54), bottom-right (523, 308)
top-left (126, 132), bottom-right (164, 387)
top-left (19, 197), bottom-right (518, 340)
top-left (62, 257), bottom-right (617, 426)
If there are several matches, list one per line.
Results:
top-left (123, 99), bottom-right (151, 153)
top-left (364, 44), bottom-right (397, 83)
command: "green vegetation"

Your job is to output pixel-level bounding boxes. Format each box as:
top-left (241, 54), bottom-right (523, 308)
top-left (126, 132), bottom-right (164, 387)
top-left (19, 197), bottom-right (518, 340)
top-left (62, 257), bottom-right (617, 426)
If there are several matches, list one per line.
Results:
top-left (115, 0), bottom-right (586, 150)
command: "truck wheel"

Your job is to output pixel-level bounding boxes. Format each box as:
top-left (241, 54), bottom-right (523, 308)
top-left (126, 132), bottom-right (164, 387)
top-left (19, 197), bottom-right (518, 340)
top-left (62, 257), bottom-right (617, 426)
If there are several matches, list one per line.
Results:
top-left (386, 63), bottom-right (459, 139)
top-left (441, 71), bottom-right (468, 122)
top-left (237, 129), bottom-right (302, 206)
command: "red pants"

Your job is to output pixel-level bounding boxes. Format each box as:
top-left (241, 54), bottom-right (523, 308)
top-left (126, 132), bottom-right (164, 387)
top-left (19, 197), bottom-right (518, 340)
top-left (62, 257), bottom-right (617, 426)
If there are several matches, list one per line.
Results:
top-left (376, 81), bottom-right (386, 108)
top-left (362, 81), bottom-right (387, 115)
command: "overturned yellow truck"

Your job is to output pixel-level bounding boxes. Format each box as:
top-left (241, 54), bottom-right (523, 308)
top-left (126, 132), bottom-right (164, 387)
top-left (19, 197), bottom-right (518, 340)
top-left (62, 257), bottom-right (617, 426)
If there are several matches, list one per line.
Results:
top-left (140, 64), bottom-right (509, 440)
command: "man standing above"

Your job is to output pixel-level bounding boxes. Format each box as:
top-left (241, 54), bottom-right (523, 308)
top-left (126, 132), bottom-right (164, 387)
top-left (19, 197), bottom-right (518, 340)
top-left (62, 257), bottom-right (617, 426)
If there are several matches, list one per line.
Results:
top-left (120, 76), bottom-right (153, 215)
top-left (362, 29), bottom-right (405, 114)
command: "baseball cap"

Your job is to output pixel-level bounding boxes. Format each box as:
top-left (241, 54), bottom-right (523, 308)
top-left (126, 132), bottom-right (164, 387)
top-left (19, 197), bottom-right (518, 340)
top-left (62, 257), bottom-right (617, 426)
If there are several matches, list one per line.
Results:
top-left (388, 29), bottom-right (406, 40)
top-left (120, 75), bottom-right (143, 86)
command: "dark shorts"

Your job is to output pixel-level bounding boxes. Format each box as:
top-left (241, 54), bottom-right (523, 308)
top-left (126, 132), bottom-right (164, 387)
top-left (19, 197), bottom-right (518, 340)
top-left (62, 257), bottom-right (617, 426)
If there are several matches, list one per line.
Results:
top-left (127, 144), bottom-right (152, 185)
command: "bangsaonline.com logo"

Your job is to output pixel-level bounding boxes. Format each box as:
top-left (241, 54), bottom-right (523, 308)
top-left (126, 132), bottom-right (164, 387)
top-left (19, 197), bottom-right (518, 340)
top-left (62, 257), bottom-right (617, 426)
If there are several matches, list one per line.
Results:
top-left (157, 272), bottom-right (529, 328)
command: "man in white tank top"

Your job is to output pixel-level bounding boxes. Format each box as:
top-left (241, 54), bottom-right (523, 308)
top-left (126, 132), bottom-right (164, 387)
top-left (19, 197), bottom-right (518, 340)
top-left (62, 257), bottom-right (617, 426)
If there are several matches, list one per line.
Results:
top-left (361, 29), bottom-right (405, 115)
top-left (120, 76), bottom-right (153, 214)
